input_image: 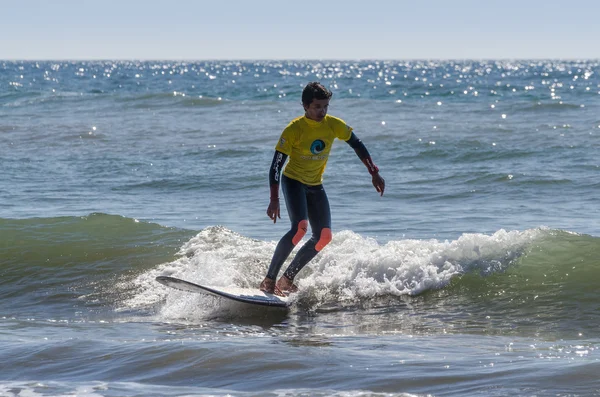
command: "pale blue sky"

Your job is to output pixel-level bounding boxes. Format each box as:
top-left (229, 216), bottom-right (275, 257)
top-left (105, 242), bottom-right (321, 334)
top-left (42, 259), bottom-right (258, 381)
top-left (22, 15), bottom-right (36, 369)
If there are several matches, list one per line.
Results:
top-left (2, 0), bottom-right (599, 60)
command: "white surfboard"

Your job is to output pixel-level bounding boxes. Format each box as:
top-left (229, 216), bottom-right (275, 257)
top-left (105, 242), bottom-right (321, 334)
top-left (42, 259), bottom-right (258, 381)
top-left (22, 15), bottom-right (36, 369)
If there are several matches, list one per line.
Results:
top-left (156, 276), bottom-right (290, 308)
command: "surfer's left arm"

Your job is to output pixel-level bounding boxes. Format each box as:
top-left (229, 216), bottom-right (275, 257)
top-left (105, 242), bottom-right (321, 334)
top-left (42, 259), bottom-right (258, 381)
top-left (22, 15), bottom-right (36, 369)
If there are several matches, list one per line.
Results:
top-left (346, 132), bottom-right (385, 196)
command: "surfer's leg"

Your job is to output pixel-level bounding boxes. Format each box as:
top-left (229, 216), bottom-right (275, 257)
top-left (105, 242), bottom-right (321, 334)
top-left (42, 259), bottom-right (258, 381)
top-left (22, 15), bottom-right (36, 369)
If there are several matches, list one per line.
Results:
top-left (281, 184), bottom-right (331, 282)
top-left (262, 176), bottom-right (308, 290)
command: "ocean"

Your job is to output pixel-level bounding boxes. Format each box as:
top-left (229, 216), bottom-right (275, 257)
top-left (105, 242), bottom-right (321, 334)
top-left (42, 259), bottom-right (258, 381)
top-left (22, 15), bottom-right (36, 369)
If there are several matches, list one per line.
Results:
top-left (0, 60), bottom-right (599, 396)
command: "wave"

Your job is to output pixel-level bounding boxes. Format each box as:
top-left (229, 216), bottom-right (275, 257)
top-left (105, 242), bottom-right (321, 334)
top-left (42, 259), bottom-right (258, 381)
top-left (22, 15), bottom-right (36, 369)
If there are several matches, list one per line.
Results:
top-left (122, 226), bottom-right (600, 316)
top-left (518, 101), bottom-right (584, 112)
top-left (0, 90), bottom-right (107, 109)
top-left (3, 216), bottom-right (598, 328)
top-left (115, 92), bottom-right (229, 109)
top-left (0, 213), bottom-right (193, 316)
top-left (0, 89), bottom-right (230, 110)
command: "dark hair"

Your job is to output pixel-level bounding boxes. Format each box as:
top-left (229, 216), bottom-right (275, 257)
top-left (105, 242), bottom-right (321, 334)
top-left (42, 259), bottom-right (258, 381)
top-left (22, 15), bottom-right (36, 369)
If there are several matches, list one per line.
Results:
top-left (302, 82), bottom-right (332, 106)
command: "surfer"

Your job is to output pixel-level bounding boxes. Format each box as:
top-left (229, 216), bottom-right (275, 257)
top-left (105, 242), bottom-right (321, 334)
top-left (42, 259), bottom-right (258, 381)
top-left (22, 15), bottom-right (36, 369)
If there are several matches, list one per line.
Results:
top-left (260, 82), bottom-right (385, 296)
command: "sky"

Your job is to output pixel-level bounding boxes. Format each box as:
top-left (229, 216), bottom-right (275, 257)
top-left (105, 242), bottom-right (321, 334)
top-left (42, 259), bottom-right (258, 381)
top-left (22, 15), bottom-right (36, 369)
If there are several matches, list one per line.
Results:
top-left (1, 0), bottom-right (599, 60)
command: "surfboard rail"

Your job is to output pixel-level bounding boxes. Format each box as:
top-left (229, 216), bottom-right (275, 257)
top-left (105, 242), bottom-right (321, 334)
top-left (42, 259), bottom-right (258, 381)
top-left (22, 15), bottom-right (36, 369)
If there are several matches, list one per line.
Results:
top-left (156, 276), bottom-right (290, 308)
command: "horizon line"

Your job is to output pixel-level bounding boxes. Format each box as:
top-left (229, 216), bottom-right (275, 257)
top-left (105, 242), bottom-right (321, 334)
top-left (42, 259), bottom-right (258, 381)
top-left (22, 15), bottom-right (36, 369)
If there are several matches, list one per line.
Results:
top-left (2, 57), bottom-right (600, 62)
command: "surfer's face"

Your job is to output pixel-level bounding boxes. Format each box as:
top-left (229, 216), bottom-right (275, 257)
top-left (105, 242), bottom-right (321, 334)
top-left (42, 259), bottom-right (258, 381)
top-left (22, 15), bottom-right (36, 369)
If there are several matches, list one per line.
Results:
top-left (304, 98), bottom-right (329, 122)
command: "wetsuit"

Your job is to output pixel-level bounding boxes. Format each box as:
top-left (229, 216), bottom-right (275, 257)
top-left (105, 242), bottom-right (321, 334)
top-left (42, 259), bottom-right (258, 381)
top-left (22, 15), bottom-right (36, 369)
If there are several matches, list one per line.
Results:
top-left (266, 114), bottom-right (378, 281)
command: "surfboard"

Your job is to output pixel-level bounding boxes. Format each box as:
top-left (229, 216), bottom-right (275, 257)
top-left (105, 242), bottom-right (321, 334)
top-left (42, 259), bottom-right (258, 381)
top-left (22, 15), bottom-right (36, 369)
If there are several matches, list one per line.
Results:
top-left (156, 276), bottom-right (290, 308)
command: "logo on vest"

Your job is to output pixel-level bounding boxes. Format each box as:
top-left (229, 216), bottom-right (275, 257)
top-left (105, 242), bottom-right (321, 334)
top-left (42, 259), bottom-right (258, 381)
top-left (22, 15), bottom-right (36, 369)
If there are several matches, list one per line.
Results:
top-left (310, 139), bottom-right (326, 154)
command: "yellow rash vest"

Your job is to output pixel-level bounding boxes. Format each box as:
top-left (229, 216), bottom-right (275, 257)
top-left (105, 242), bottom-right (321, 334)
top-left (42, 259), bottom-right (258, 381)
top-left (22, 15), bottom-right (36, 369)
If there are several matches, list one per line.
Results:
top-left (275, 115), bottom-right (353, 185)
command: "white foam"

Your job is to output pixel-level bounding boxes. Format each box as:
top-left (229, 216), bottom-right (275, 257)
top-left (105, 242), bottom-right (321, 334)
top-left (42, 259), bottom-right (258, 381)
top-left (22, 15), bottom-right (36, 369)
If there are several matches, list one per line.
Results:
top-left (301, 228), bottom-right (543, 302)
top-left (120, 226), bottom-right (544, 316)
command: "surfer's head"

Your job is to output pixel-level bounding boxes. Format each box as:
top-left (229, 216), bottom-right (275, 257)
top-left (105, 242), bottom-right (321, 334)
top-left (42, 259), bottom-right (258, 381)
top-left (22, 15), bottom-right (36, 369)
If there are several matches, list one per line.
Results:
top-left (302, 82), bottom-right (331, 122)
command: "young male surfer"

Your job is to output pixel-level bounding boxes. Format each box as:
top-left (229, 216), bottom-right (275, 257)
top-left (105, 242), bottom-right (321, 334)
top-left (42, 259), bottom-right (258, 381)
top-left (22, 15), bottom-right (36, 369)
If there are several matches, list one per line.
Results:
top-left (260, 82), bottom-right (385, 296)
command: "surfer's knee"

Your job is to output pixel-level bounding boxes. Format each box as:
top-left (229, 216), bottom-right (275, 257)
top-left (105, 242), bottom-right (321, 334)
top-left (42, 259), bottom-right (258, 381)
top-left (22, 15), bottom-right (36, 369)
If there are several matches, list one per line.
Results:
top-left (315, 228), bottom-right (332, 251)
top-left (292, 220), bottom-right (308, 245)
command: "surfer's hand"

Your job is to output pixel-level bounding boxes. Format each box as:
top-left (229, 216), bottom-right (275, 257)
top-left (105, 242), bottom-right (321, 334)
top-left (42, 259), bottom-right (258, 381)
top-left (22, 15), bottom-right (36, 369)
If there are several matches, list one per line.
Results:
top-left (267, 199), bottom-right (280, 223)
top-left (372, 173), bottom-right (385, 196)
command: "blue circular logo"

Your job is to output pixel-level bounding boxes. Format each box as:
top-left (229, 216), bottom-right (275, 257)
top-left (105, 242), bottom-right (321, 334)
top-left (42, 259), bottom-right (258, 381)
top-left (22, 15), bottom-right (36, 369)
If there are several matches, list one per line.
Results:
top-left (310, 139), bottom-right (326, 154)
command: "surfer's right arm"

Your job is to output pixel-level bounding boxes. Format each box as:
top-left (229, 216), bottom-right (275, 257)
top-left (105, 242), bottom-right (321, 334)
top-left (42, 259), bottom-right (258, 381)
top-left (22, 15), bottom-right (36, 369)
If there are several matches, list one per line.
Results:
top-left (267, 150), bottom-right (288, 223)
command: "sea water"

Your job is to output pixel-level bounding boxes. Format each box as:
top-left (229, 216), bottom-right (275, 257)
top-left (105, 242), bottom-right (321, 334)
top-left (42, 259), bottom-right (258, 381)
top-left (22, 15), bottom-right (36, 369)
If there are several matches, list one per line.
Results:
top-left (1, 60), bottom-right (599, 396)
